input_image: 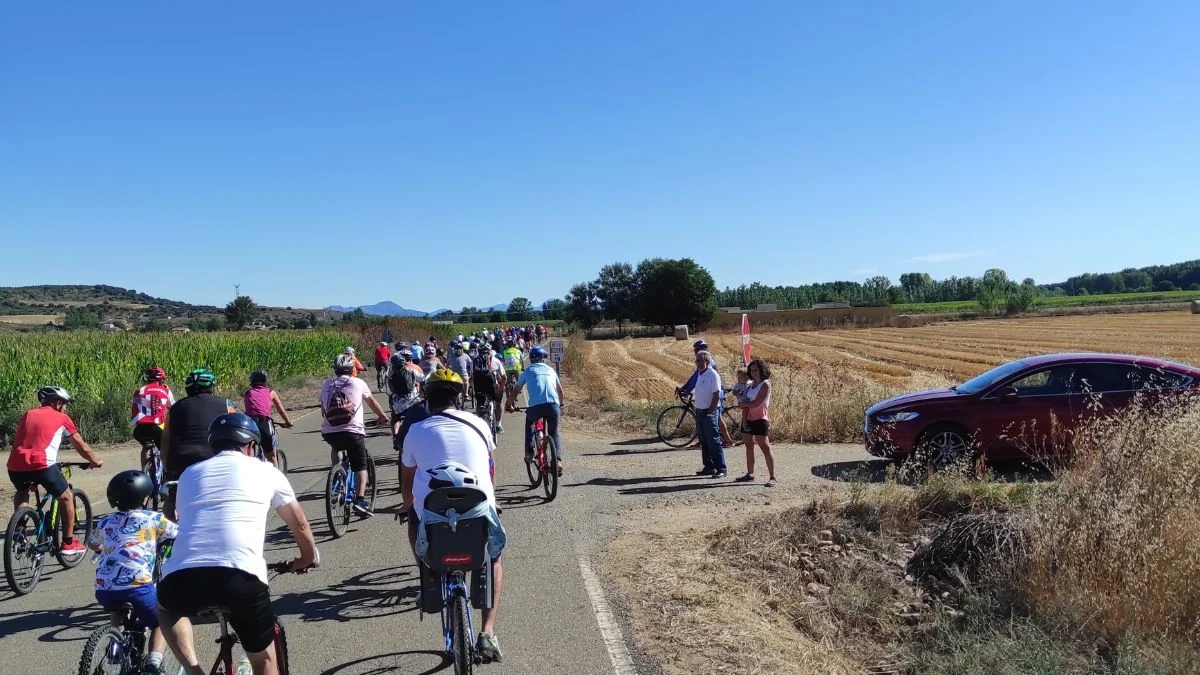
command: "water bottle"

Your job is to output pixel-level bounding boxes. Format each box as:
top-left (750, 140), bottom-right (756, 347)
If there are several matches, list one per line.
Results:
top-left (235, 656), bottom-right (252, 675)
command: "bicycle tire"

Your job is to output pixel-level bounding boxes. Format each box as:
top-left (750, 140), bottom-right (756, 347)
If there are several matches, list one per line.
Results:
top-left (4, 506), bottom-right (44, 595)
top-left (542, 437), bottom-right (559, 502)
top-left (276, 449), bottom-right (289, 475)
top-left (657, 405), bottom-right (697, 448)
top-left (274, 620), bottom-right (290, 675)
top-left (77, 625), bottom-right (127, 675)
top-left (451, 593), bottom-right (474, 675)
top-left (365, 453), bottom-right (378, 511)
top-left (57, 489), bottom-right (93, 568)
top-left (142, 458), bottom-right (162, 512)
top-left (722, 409), bottom-right (744, 445)
top-left (325, 464), bottom-right (349, 539)
top-left (525, 431), bottom-right (542, 487)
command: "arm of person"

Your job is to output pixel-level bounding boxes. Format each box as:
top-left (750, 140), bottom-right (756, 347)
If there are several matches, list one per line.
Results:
top-left (271, 390), bottom-right (293, 427)
top-left (363, 387), bottom-right (389, 424)
top-left (742, 380), bottom-right (770, 406)
top-left (159, 411), bottom-right (171, 466)
top-left (276, 501), bottom-right (319, 571)
top-left (679, 370), bottom-right (699, 395)
top-left (70, 432), bottom-right (103, 468)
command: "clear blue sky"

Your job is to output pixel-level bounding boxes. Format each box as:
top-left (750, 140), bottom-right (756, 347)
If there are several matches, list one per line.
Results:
top-left (3, 2), bottom-right (1197, 311)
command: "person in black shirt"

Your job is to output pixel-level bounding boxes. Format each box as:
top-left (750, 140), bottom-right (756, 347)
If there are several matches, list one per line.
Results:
top-left (160, 368), bottom-right (235, 520)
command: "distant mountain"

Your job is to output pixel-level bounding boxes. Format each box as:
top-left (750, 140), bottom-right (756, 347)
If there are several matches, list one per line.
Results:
top-left (326, 301), bottom-right (428, 317)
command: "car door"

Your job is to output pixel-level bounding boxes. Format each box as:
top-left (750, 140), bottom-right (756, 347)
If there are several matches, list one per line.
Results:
top-left (1073, 363), bottom-right (1141, 423)
top-left (973, 363), bottom-right (1082, 461)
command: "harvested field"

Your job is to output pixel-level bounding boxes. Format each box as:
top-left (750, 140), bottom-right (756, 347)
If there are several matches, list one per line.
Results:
top-left (0, 314), bottom-right (62, 324)
top-left (572, 312), bottom-right (1200, 443)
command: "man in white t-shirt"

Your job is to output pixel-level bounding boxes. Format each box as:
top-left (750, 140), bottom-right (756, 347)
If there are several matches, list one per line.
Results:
top-left (320, 354), bottom-right (389, 516)
top-left (157, 412), bottom-right (318, 675)
top-left (691, 350), bottom-right (727, 478)
top-left (401, 368), bottom-right (505, 664)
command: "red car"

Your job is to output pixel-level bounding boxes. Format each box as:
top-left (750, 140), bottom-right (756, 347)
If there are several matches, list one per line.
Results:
top-left (864, 352), bottom-right (1200, 469)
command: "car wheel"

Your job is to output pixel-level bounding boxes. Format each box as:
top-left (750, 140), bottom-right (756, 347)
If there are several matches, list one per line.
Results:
top-left (916, 424), bottom-right (980, 476)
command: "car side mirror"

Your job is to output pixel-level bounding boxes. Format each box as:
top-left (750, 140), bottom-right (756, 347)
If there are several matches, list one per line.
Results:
top-left (997, 386), bottom-right (1019, 401)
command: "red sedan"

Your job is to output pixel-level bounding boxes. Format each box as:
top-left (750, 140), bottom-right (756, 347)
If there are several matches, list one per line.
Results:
top-left (864, 352), bottom-right (1200, 470)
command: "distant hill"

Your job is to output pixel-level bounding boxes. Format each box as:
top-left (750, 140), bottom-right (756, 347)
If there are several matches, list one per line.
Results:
top-left (328, 301), bottom-right (512, 317)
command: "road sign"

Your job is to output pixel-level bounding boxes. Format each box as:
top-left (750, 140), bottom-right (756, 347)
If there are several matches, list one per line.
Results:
top-left (549, 338), bottom-right (565, 364)
top-left (741, 314), bottom-right (751, 365)
top-left (382, 327), bottom-right (394, 344)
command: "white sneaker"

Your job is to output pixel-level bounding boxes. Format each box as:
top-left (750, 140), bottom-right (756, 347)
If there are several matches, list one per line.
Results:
top-left (496, 422), bottom-right (504, 433)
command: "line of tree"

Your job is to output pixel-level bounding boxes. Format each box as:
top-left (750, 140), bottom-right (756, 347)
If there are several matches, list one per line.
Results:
top-left (561, 258), bottom-right (718, 331)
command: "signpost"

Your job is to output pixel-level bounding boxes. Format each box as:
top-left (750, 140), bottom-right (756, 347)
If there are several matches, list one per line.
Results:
top-left (549, 338), bottom-right (565, 374)
top-left (741, 313), bottom-right (751, 366)
top-left (382, 327), bottom-right (394, 344)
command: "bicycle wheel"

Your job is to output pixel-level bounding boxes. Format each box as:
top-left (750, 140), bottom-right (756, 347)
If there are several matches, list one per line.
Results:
top-left (77, 625), bottom-right (128, 675)
top-left (525, 432), bottom-right (542, 487)
top-left (275, 449), bottom-right (289, 475)
top-left (723, 409), bottom-right (744, 445)
top-left (142, 458), bottom-right (162, 511)
top-left (542, 437), bottom-right (559, 502)
top-left (364, 453), bottom-right (378, 510)
top-left (274, 620), bottom-right (290, 675)
top-left (4, 506), bottom-right (45, 595)
top-left (657, 405), bottom-right (697, 448)
top-left (325, 464), bottom-right (349, 538)
top-left (451, 593), bottom-right (474, 675)
top-left (58, 489), bottom-right (93, 568)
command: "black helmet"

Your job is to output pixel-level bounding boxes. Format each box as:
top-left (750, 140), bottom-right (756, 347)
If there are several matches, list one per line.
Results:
top-left (692, 339), bottom-right (708, 352)
top-left (208, 412), bottom-right (262, 450)
top-left (250, 369), bottom-right (268, 385)
top-left (107, 470), bottom-right (154, 510)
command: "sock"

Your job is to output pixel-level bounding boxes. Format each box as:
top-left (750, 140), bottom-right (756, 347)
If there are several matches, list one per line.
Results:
top-left (145, 651), bottom-right (163, 668)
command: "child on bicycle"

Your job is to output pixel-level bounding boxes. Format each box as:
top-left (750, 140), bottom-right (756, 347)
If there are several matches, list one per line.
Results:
top-left (243, 370), bottom-right (293, 468)
top-left (88, 470), bottom-right (178, 675)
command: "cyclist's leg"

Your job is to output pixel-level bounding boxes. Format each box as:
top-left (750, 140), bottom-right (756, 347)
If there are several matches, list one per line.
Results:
top-left (40, 467), bottom-right (77, 543)
top-left (133, 424), bottom-right (156, 467)
top-left (224, 571), bottom-right (279, 675)
top-left (252, 416), bottom-right (276, 465)
top-left (523, 406), bottom-right (537, 460)
top-left (7, 470), bottom-right (37, 510)
top-left (544, 404), bottom-right (563, 467)
top-left (345, 435), bottom-right (369, 499)
top-left (156, 570), bottom-right (205, 673)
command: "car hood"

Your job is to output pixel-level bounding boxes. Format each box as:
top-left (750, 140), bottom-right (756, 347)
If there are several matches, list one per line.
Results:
top-left (867, 388), bottom-right (959, 415)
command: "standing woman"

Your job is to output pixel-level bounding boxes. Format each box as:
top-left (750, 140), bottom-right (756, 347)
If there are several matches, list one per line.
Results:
top-left (734, 359), bottom-right (777, 486)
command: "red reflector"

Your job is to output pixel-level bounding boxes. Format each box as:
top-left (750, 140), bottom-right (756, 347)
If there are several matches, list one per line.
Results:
top-left (442, 553), bottom-right (473, 566)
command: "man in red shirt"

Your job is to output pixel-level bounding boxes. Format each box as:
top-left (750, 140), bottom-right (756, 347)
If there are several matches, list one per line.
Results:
top-left (374, 341), bottom-right (391, 389)
top-left (7, 386), bottom-right (104, 553)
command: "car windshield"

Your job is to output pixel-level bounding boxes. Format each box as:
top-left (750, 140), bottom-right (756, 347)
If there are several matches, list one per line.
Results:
top-left (954, 359), bottom-right (1031, 395)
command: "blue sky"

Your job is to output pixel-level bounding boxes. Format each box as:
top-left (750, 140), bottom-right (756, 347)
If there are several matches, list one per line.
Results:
top-left (2, 2), bottom-right (1197, 310)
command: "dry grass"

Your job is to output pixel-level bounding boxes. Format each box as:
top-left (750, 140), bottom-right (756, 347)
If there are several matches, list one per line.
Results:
top-left (0, 314), bottom-right (63, 324)
top-left (568, 312), bottom-right (1200, 443)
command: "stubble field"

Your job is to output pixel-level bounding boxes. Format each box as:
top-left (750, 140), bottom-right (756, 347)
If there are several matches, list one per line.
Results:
top-left (573, 312), bottom-right (1200, 443)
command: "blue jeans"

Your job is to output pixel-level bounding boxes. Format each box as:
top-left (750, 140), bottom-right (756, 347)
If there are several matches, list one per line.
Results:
top-left (697, 407), bottom-right (726, 473)
top-left (96, 584), bottom-right (159, 629)
top-left (525, 403), bottom-right (562, 461)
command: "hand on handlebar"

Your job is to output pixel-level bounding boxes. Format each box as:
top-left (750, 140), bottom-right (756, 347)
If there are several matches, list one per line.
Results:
top-left (88, 458), bottom-right (104, 469)
top-left (279, 421), bottom-right (293, 429)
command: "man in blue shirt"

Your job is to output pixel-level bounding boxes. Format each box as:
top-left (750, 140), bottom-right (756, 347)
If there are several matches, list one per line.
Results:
top-left (677, 339), bottom-right (733, 447)
top-left (509, 346), bottom-right (565, 475)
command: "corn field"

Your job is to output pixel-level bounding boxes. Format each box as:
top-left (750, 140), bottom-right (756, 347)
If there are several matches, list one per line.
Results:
top-left (0, 330), bottom-right (351, 444)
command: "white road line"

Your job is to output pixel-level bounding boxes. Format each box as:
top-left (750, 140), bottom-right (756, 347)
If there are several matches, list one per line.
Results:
top-left (577, 554), bottom-right (638, 675)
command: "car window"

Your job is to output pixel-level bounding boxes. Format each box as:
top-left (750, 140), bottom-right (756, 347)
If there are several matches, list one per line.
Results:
top-left (1076, 364), bottom-right (1140, 393)
top-left (956, 360), bottom-right (1029, 395)
top-left (1131, 366), bottom-right (1190, 390)
top-left (1008, 365), bottom-right (1079, 396)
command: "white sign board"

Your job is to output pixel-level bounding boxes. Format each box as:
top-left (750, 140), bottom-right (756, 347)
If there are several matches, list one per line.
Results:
top-left (549, 338), bottom-right (565, 363)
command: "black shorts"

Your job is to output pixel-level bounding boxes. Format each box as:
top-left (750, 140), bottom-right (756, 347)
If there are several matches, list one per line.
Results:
top-left (744, 419), bottom-right (770, 437)
top-left (8, 466), bottom-right (70, 499)
top-left (132, 424), bottom-right (163, 451)
top-left (473, 379), bottom-right (500, 404)
top-left (322, 431), bottom-right (368, 472)
top-left (158, 567), bottom-right (276, 653)
top-left (249, 415), bottom-right (276, 453)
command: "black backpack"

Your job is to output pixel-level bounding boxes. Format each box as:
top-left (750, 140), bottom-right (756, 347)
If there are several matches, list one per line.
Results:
top-left (389, 356), bottom-right (417, 397)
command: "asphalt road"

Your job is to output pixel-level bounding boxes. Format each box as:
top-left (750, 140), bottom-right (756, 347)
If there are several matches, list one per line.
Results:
top-left (0, 390), bottom-right (872, 674)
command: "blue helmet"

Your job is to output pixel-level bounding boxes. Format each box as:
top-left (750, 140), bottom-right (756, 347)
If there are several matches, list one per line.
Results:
top-left (208, 412), bottom-right (262, 450)
top-left (530, 346), bottom-right (549, 361)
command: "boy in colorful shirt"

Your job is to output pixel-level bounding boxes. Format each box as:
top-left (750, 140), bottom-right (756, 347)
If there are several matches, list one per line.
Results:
top-left (89, 470), bottom-right (179, 675)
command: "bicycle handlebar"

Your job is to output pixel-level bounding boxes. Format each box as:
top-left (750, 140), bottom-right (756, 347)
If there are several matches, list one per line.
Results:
top-left (60, 462), bottom-right (96, 469)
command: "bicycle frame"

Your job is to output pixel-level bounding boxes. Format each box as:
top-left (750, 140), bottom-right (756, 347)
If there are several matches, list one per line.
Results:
top-left (441, 571), bottom-right (475, 652)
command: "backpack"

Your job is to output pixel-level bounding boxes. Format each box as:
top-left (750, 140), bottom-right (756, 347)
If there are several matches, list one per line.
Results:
top-left (323, 378), bottom-right (359, 426)
top-left (503, 349), bottom-right (521, 370)
top-left (389, 356), bottom-right (417, 397)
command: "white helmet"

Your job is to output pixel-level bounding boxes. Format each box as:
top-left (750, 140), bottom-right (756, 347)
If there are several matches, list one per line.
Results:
top-left (344, 346), bottom-right (356, 355)
top-left (37, 386), bottom-right (72, 405)
top-left (333, 354), bottom-right (356, 373)
top-left (425, 461), bottom-right (479, 490)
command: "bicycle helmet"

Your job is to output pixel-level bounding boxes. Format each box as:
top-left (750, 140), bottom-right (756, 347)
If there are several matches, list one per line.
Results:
top-left (185, 368), bottom-right (216, 389)
top-left (425, 460), bottom-right (480, 490)
top-left (693, 339), bottom-right (708, 352)
top-left (208, 412), bottom-right (262, 450)
top-left (333, 354), bottom-right (356, 374)
top-left (37, 386), bottom-right (72, 405)
top-left (143, 366), bottom-right (167, 383)
top-left (530, 346), bottom-right (548, 362)
top-left (424, 368), bottom-right (464, 396)
top-left (107, 470), bottom-right (154, 510)
top-left (250, 369), bottom-right (268, 384)
top-left (344, 346), bottom-right (356, 355)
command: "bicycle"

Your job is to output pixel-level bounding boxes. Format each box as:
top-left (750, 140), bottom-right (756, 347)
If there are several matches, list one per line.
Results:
top-left (517, 407), bottom-right (558, 502)
top-left (325, 447), bottom-right (377, 538)
top-left (140, 438), bottom-right (167, 511)
top-left (78, 539), bottom-right (183, 675)
top-left (375, 363), bottom-right (388, 393)
top-left (656, 390), bottom-right (742, 448)
top-left (4, 462), bottom-right (95, 595)
top-left (474, 398), bottom-right (498, 444)
top-left (252, 418), bottom-right (289, 475)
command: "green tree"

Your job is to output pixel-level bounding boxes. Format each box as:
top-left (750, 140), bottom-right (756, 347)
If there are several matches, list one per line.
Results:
top-left (863, 276), bottom-right (893, 303)
top-left (633, 258), bottom-right (717, 329)
top-left (541, 298), bottom-right (567, 321)
top-left (205, 316), bottom-right (225, 331)
top-left (595, 262), bottom-right (637, 334)
top-left (63, 306), bottom-right (101, 330)
top-left (1156, 280), bottom-right (1177, 292)
top-left (506, 297), bottom-right (534, 322)
top-left (307, 312), bottom-right (318, 327)
top-left (340, 308), bottom-right (366, 324)
top-left (224, 295), bottom-right (259, 330)
top-left (564, 282), bottom-right (602, 328)
top-left (976, 268), bottom-right (1011, 314)
top-left (489, 309), bottom-right (506, 323)
top-left (291, 316), bottom-right (311, 329)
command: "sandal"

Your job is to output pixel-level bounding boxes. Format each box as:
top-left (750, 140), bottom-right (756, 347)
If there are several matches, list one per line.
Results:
top-left (765, 477), bottom-right (777, 487)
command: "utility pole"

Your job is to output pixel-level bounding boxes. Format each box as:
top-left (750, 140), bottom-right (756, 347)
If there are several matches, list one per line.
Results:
top-left (234, 284), bottom-right (241, 298)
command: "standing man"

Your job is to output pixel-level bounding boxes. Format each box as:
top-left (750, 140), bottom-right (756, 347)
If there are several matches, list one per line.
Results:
top-left (691, 350), bottom-right (727, 478)
top-left (676, 339), bottom-right (734, 448)
top-left (509, 346), bottom-right (565, 475)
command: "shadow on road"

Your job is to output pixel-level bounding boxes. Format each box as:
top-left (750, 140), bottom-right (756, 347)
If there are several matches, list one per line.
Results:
top-left (0, 603), bottom-right (107, 643)
top-left (274, 567), bottom-right (419, 624)
top-left (319, 650), bottom-right (450, 675)
top-left (582, 446), bottom-right (690, 457)
top-left (811, 459), bottom-right (1058, 484)
top-left (618, 481), bottom-right (755, 496)
top-left (563, 475), bottom-right (696, 488)
top-left (610, 437), bottom-right (660, 446)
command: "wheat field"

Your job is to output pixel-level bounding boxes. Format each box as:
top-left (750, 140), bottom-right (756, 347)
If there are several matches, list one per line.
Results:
top-left (575, 312), bottom-right (1200, 442)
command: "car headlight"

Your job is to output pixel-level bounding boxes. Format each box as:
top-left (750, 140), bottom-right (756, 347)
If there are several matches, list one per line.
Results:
top-left (875, 411), bottom-right (919, 423)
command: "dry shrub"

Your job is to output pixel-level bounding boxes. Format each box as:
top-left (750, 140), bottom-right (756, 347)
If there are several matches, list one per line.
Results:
top-left (1025, 393), bottom-right (1200, 650)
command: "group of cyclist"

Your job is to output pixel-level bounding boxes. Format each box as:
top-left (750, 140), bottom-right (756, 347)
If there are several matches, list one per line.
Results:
top-left (5, 327), bottom-right (563, 673)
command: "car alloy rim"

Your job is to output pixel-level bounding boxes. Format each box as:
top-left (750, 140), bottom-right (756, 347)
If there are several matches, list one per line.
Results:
top-left (930, 431), bottom-right (968, 467)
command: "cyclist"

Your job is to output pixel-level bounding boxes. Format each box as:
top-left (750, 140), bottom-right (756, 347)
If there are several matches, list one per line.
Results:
top-left (89, 470), bottom-right (178, 675)
top-left (677, 339), bottom-right (734, 447)
top-left (400, 370), bottom-right (505, 663)
top-left (448, 342), bottom-right (474, 401)
top-left (409, 340), bottom-right (424, 363)
top-left (373, 341), bottom-right (391, 385)
top-left (343, 346), bottom-right (366, 378)
top-left (157, 413), bottom-right (319, 675)
top-left (418, 345), bottom-right (441, 377)
top-left (6, 386), bottom-right (103, 554)
top-left (471, 344), bottom-right (507, 432)
top-left (320, 354), bottom-right (389, 516)
top-left (509, 346), bottom-right (565, 475)
top-left (387, 350), bottom-right (422, 440)
top-left (500, 340), bottom-right (524, 411)
top-left (131, 366), bottom-right (175, 470)
top-left (243, 370), bottom-right (294, 468)
top-left (160, 369), bottom-right (237, 521)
